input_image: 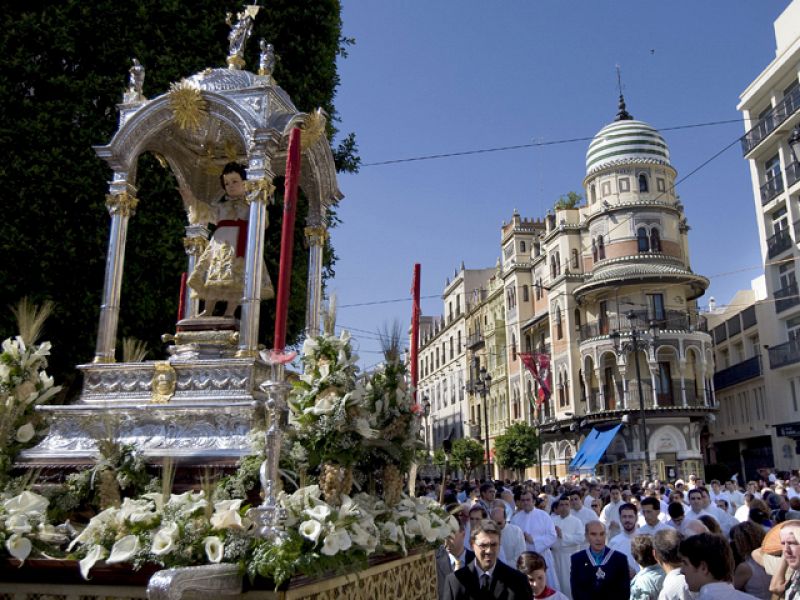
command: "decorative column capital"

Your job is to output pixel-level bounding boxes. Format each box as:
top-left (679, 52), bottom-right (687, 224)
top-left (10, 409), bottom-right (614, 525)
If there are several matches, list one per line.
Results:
top-left (183, 236), bottom-right (208, 257)
top-left (244, 178), bottom-right (276, 205)
top-left (304, 225), bottom-right (329, 245)
top-left (105, 191), bottom-right (139, 217)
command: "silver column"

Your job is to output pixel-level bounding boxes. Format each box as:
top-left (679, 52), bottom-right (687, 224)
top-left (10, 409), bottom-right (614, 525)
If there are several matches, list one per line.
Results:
top-left (304, 223), bottom-right (328, 338)
top-left (93, 183), bottom-right (138, 363)
top-left (238, 174), bottom-right (275, 357)
top-left (182, 225), bottom-right (209, 320)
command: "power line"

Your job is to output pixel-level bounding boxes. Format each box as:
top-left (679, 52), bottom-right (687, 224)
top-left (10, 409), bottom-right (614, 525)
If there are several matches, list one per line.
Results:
top-left (361, 119), bottom-right (741, 167)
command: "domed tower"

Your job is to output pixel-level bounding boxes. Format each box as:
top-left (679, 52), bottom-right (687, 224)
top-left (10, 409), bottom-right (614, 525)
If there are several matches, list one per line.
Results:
top-left (562, 97), bottom-right (716, 482)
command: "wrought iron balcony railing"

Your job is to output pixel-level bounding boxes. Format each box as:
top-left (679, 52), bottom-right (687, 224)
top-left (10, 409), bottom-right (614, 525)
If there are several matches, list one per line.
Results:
top-left (741, 86), bottom-right (800, 155)
top-left (579, 309), bottom-right (702, 342)
top-left (767, 228), bottom-right (793, 258)
top-left (769, 339), bottom-right (800, 369)
top-left (775, 281), bottom-right (800, 314)
top-left (713, 355), bottom-right (762, 391)
top-left (761, 175), bottom-right (785, 205)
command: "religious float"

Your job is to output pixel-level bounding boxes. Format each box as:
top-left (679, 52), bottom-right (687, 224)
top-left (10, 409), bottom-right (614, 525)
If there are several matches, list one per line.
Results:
top-left (0, 6), bottom-right (451, 599)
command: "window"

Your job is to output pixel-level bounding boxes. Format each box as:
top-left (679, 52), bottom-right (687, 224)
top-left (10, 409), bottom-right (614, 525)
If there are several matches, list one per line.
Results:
top-left (779, 260), bottom-right (796, 293)
top-left (457, 331), bottom-right (462, 353)
top-left (456, 296), bottom-right (461, 316)
top-left (597, 236), bottom-right (605, 260)
top-left (520, 240), bottom-right (526, 253)
top-left (619, 177), bottom-right (630, 192)
top-left (648, 293), bottom-right (666, 322)
top-left (772, 207), bottom-right (789, 235)
top-left (511, 333), bottom-right (517, 360)
top-left (556, 308), bottom-right (563, 339)
top-left (574, 308), bottom-right (582, 331)
top-left (650, 228), bottom-right (661, 251)
top-left (657, 178), bottom-right (666, 192)
top-left (571, 249), bottom-right (579, 269)
top-left (550, 256), bottom-right (557, 279)
top-left (592, 239), bottom-right (598, 262)
top-left (765, 154), bottom-right (781, 184)
top-left (535, 278), bottom-right (542, 300)
top-left (602, 182), bottom-right (611, 196)
top-left (590, 184), bottom-right (597, 204)
top-left (656, 362), bottom-right (673, 405)
top-left (555, 251), bottom-right (561, 275)
top-left (638, 173), bottom-right (649, 193)
top-left (522, 285), bottom-right (529, 302)
top-left (637, 227), bottom-right (649, 252)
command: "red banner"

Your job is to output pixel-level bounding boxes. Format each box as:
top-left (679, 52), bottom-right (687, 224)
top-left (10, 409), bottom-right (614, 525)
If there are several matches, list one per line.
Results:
top-left (518, 352), bottom-right (551, 406)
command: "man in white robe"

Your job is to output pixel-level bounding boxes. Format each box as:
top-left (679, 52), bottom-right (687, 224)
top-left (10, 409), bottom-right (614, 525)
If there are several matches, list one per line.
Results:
top-left (511, 489), bottom-right (559, 591)
top-left (551, 494), bottom-right (585, 598)
top-left (490, 504), bottom-right (526, 568)
top-left (570, 490), bottom-right (598, 525)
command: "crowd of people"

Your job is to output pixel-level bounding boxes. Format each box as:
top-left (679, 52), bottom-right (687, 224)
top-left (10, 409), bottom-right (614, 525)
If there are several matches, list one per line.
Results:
top-left (428, 472), bottom-right (800, 600)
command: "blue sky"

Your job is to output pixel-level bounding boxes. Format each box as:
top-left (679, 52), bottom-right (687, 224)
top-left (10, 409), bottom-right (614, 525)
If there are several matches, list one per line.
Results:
top-left (328, 1), bottom-right (790, 368)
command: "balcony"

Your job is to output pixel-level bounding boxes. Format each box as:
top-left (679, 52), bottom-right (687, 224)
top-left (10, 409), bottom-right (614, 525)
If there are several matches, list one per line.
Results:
top-left (761, 175), bottom-right (785, 205)
top-left (767, 228), bottom-right (793, 258)
top-left (466, 332), bottom-right (484, 349)
top-left (788, 161), bottom-right (800, 189)
top-left (713, 356), bottom-right (762, 391)
top-left (741, 85), bottom-right (800, 155)
top-left (579, 309), bottom-right (701, 342)
top-left (775, 281), bottom-right (800, 314)
top-left (769, 339), bottom-right (800, 369)
top-left (586, 381), bottom-right (707, 412)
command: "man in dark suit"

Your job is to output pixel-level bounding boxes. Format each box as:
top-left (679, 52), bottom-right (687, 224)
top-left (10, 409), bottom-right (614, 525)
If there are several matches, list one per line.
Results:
top-left (442, 519), bottom-right (533, 600)
top-left (570, 520), bottom-right (630, 600)
top-left (436, 517), bottom-right (476, 599)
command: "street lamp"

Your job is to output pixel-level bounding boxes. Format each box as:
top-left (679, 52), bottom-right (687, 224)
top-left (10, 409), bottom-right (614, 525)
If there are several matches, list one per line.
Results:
top-left (473, 366), bottom-right (493, 481)
top-left (422, 396), bottom-right (431, 452)
top-left (610, 310), bottom-right (660, 484)
top-left (789, 125), bottom-right (800, 164)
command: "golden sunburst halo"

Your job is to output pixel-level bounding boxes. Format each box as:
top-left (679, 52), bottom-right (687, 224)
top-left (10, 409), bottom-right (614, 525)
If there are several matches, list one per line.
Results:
top-left (168, 81), bottom-right (208, 131)
top-left (300, 108), bottom-right (326, 150)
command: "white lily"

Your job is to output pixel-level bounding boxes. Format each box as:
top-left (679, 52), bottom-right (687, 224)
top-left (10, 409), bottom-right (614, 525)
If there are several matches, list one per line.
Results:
top-left (204, 536), bottom-right (224, 563)
top-left (210, 506), bottom-right (243, 530)
top-left (299, 519), bottom-right (323, 543)
top-left (302, 337), bottom-right (319, 357)
top-left (106, 535), bottom-right (139, 564)
top-left (321, 527), bottom-right (352, 556)
top-left (6, 514), bottom-right (32, 534)
top-left (79, 545), bottom-right (107, 579)
top-left (4, 491), bottom-right (49, 516)
top-left (151, 522), bottom-right (179, 555)
top-left (304, 503), bottom-right (332, 521)
top-left (6, 534), bottom-right (32, 564)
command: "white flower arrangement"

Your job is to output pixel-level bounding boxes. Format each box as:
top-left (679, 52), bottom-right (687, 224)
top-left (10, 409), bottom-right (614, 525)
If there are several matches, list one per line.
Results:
top-left (0, 491), bottom-right (68, 565)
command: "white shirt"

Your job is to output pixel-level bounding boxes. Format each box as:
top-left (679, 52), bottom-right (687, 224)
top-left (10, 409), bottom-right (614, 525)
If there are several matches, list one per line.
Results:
top-left (697, 581), bottom-right (760, 600)
top-left (735, 504), bottom-right (750, 523)
top-left (497, 521), bottom-right (526, 568)
top-left (600, 499), bottom-right (624, 530)
top-left (608, 529), bottom-right (640, 574)
top-left (551, 513), bottom-right (586, 550)
top-left (638, 520), bottom-right (670, 535)
top-left (658, 568), bottom-right (695, 600)
top-left (573, 505), bottom-right (598, 525)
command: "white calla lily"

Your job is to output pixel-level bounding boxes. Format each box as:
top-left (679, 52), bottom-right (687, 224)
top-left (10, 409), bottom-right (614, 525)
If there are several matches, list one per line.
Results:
top-left (106, 535), bottom-right (139, 564)
top-left (6, 534), bottom-right (32, 564)
top-left (304, 503), bottom-right (332, 521)
top-left (79, 545), bottom-right (107, 580)
top-left (6, 514), bottom-right (32, 534)
top-left (204, 536), bottom-right (224, 563)
top-left (321, 528), bottom-right (352, 556)
top-left (4, 491), bottom-right (48, 515)
top-left (299, 519), bottom-right (323, 543)
top-left (151, 522), bottom-right (179, 555)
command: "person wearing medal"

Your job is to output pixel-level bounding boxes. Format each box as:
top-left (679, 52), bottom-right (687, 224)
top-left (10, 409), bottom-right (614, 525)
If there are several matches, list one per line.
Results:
top-left (570, 520), bottom-right (630, 600)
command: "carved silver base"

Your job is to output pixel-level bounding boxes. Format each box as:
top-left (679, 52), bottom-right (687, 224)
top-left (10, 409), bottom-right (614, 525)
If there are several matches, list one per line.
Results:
top-left (18, 358), bottom-right (269, 465)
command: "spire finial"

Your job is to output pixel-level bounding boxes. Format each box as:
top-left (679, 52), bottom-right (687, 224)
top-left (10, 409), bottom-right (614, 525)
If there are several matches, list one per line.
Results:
top-left (614, 65), bottom-right (633, 121)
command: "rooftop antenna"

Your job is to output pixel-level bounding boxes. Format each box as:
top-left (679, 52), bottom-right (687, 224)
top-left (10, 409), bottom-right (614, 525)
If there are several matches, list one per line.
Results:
top-left (614, 64), bottom-right (633, 121)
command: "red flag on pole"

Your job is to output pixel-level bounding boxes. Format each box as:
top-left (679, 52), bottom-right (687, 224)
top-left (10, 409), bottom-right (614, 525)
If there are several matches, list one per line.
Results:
top-left (519, 352), bottom-right (551, 406)
top-left (273, 127), bottom-right (301, 352)
top-left (410, 264), bottom-right (421, 403)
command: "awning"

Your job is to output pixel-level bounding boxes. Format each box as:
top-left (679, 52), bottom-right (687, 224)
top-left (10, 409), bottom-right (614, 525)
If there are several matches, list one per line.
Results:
top-left (568, 423), bottom-right (623, 473)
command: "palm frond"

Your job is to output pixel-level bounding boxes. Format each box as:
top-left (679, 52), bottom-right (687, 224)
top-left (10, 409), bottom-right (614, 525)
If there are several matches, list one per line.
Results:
top-left (378, 320), bottom-right (403, 364)
top-left (121, 337), bottom-right (148, 362)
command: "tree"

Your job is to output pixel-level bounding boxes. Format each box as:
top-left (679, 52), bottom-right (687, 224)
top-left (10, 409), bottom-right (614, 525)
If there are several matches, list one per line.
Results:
top-left (554, 191), bottom-right (582, 210)
top-left (493, 422), bottom-right (539, 480)
top-left (450, 438), bottom-right (484, 479)
top-left (0, 1), bottom-right (357, 387)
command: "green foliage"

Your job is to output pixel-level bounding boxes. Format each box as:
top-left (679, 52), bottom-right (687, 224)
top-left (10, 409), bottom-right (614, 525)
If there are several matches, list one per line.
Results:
top-left (493, 423), bottom-right (539, 477)
top-left (450, 439), bottom-right (484, 476)
top-left (432, 448), bottom-right (447, 467)
top-left (0, 1), bottom-right (355, 383)
top-left (554, 191), bottom-right (582, 210)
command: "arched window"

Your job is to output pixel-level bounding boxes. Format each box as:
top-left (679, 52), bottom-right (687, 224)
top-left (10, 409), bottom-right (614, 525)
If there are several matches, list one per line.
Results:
top-left (520, 240), bottom-right (526, 253)
top-left (597, 236), bottom-right (605, 260)
top-left (574, 308), bottom-right (582, 330)
top-left (637, 227), bottom-right (650, 252)
top-left (571, 249), bottom-right (579, 270)
top-left (650, 228), bottom-right (662, 252)
top-left (556, 308), bottom-right (563, 339)
top-left (511, 333), bottom-right (517, 360)
top-left (638, 173), bottom-right (649, 193)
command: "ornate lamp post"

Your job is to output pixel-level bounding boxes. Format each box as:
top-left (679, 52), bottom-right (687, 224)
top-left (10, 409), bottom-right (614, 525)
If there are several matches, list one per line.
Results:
top-left (473, 366), bottom-right (493, 481)
top-left (422, 395), bottom-right (431, 452)
top-left (610, 310), bottom-right (660, 484)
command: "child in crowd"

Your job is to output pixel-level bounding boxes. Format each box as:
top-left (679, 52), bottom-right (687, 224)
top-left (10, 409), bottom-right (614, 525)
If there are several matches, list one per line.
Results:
top-left (518, 551), bottom-right (569, 600)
